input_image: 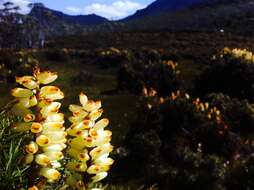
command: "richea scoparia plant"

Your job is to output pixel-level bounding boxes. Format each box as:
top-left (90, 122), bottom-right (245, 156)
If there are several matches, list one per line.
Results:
top-left (7, 66), bottom-right (114, 190)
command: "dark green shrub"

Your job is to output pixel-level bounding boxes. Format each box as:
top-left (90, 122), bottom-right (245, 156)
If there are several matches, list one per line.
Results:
top-left (224, 155), bottom-right (254, 190)
top-left (117, 50), bottom-right (182, 96)
top-left (115, 92), bottom-right (252, 189)
top-left (93, 48), bottom-right (127, 69)
top-left (0, 50), bottom-right (38, 83)
top-left (44, 48), bottom-right (70, 62)
top-left (194, 48), bottom-right (254, 102)
top-left (72, 70), bottom-right (94, 84)
top-left (207, 93), bottom-right (254, 138)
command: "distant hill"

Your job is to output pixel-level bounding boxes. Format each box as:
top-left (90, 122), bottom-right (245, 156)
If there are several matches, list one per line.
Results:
top-left (124, 0), bottom-right (245, 20)
top-left (28, 3), bottom-right (108, 36)
top-left (124, 0), bottom-right (206, 20)
top-left (120, 0), bottom-right (254, 35)
top-left (29, 3), bottom-right (107, 26)
top-left (21, 1), bottom-right (254, 37)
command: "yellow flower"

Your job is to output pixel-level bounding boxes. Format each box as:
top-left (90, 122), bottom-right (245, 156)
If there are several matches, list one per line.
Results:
top-left (15, 76), bottom-right (38, 89)
top-left (36, 135), bottom-right (51, 147)
top-left (40, 102), bottom-right (61, 118)
top-left (10, 67), bottom-right (67, 186)
top-left (39, 168), bottom-right (61, 181)
top-left (25, 141), bottom-right (39, 154)
top-left (45, 113), bottom-right (64, 123)
top-left (39, 86), bottom-right (64, 100)
top-left (28, 186), bottom-right (39, 190)
top-left (11, 122), bottom-right (31, 132)
top-left (34, 68), bottom-right (58, 85)
top-left (66, 162), bottom-right (87, 172)
top-left (91, 172), bottom-right (108, 182)
top-left (42, 143), bottom-right (67, 152)
top-left (24, 114), bottom-right (36, 122)
top-left (66, 92), bottom-right (114, 188)
top-left (35, 154), bottom-right (51, 166)
top-left (31, 122), bottom-right (43, 133)
top-left (11, 88), bottom-right (33, 98)
top-left (93, 118), bottom-right (109, 130)
top-left (25, 154), bottom-right (34, 164)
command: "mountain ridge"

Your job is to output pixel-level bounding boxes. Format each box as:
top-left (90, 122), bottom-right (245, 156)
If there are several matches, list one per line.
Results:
top-left (124, 0), bottom-right (207, 20)
top-left (29, 3), bottom-right (108, 26)
top-left (118, 0), bottom-right (254, 35)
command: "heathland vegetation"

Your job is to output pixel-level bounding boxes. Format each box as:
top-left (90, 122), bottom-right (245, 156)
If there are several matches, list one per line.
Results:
top-left (1, 0), bottom-right (254, 190)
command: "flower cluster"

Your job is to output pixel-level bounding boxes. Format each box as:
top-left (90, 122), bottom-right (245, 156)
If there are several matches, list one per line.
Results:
top-left (99, 47), bottom-right (122, 56)
top-left (222, 47), bottom-right (254, 64)
top-left (162, 60), bottom-right (179, 71)
top-left (170, 91), bottom-right (222, 121)
top-left (66, 92), bottom-right (114, 189)
top-left (170, 91), bottom-right (230, 135)
top-left (11, 67), bottom-right (66, 187)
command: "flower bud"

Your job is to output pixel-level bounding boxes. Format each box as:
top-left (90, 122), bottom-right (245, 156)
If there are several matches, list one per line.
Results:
top-left (67, 148), bottom-right (89, 162)
top-left (42, 131), bottom-right (67, 144)
top-left (24, 114), bottom-right (36, 122)
top-left (79, 92), bottom-right (88, 107)
top-left (28, 186), bottom-right (38, 190)
top-left (11, 88), bottom-right (33, 98)
top-left (18, 98), bottom-right (31, 108)
top-left (40, 102), bottom-right (61, 117)
top-left (67, 128), bottom-right (89, 137)
top-left (90, 144), bottom-right (113, 160)
top-left (45, 113), bottom-right (64, 123)
top-left (11, 103), bottom-right (32, 117)
top-left (68, 137), bottom-right (87, 150)
top-left (87, 165), bottom-right (102, 174)
top-left (94, 118), bottom-right (109, 130)
top-left (16, 76), bottom-right (38, 89)
top-left (94, 156), bottom-right (114, 166)
top-left (39, 86), bottom-right (64, 100)
top-left (44, 151), bottom-right (63, 161)
top-left (36, 135), bottom-right (50, 147)
top-left (25, 141), bottom-right (39, 154)
top-left (88, 109), bottom-right (103, 121)
top-left (36, 70), bottom-right (58, 85)
top-left (82, 100), bottom-right (99, 112)
top-left (66, 162), bottom-right (87, 172)
top-left (11, 122), bottom-right (31, 132)
top-left (43, 122), bottom-right (64, 132)
top-left (35, 154), bottom-right (51, 166)
top-left (25, 154), bottom-right (34, 164)
top-left (31, 122), bottom-right (43, 133)
top-left (51, 161), bottom-right (61, 168)
top-left (39, 168), bottom-right (61, 181)
top-left (29, 95), bottom-right (38, 107)
top-left (91, 172), bottom-right (107, 182)
top-left (69, 104), bottom-right (84, 113)
top-left (42, 143), bottom-right (66, 152)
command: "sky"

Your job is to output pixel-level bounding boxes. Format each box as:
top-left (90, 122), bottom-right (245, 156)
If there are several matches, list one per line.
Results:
top-left (3, 0), bottom-right (154, 19)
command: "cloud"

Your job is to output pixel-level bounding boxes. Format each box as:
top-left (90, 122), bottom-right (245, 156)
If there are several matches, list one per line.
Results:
top-left (65, 6), bottom-right (81, 14)
top-left (3, 0), bottom-right (32, 14)
top-left (84, 0), bottom-right (145, 19)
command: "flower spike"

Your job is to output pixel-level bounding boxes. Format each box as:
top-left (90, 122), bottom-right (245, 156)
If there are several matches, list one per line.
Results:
top-left (66, 92), bottom-right (114, 189)
top-left (10, 67), bottom-right (66, 188)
